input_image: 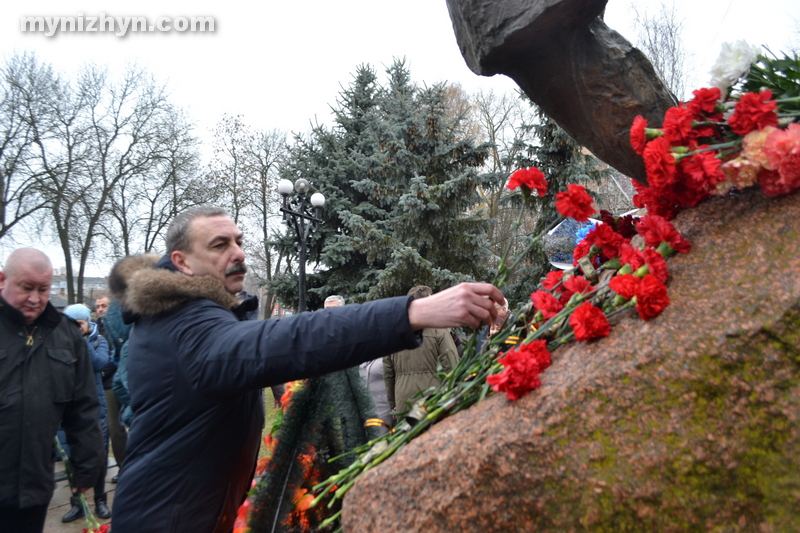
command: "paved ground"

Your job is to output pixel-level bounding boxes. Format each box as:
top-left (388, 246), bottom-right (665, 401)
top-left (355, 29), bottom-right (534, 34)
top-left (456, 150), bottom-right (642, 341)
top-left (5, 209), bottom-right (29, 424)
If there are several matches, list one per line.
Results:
top-left (45, 461), bottom-right (118, 533)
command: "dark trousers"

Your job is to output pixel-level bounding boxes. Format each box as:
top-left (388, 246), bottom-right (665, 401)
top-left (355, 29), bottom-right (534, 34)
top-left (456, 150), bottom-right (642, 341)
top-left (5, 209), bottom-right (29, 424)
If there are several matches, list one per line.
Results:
top-left (105, 388), bottom-right (127, 465)
top-left (0, 503), bottom-right (48, 533)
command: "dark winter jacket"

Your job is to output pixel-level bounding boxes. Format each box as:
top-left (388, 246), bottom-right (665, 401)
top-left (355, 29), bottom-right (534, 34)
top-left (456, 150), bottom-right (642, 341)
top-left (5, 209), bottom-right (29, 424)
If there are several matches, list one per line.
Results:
top-left (85, 322), bottom-right (109, 411)
top-left (110, 255), bottom-right (421, 533)
top-left (105, 300), bottom-right (134, 426)
top-left (0, 296), bottom-right (103, 508)
top-left (383, 327), bottom-right (459, 412)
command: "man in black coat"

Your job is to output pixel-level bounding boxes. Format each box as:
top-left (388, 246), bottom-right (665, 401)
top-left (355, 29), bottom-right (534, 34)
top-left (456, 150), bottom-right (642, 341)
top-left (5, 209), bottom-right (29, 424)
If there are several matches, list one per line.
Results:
top-left (110, 205), bottom-right (504, 533)
top-left (0, 248), bottom-right (103, 533)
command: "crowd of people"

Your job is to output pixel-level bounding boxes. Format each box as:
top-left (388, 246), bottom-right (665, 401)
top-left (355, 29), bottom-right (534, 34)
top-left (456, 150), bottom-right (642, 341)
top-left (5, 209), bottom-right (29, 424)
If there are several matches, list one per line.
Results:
top-left (0, 205), bottom-right (504, 533)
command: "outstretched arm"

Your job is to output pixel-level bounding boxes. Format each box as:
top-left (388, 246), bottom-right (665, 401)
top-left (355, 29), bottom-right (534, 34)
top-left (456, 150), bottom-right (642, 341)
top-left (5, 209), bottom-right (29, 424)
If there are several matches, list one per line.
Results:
top-left (407, 282), bottom-right (504, 331)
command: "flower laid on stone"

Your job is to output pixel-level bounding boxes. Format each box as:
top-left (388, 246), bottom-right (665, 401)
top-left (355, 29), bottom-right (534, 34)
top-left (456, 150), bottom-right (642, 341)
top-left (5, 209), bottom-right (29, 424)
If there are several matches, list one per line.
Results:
top-left (630, 44), bottom-right (800, 218)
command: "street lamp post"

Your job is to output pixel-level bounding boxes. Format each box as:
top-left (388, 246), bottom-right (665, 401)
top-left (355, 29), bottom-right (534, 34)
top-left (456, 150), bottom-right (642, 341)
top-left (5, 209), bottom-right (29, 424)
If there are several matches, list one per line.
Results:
top-left (277, 178), bottom-right (325, 313)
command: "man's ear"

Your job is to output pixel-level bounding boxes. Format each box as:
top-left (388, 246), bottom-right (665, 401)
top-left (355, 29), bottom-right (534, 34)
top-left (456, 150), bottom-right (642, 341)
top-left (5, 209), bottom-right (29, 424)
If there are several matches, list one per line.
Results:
top-left (171, 251), bottom-right (194, 276)
top-left (0, 271), bottom-right (5, 291)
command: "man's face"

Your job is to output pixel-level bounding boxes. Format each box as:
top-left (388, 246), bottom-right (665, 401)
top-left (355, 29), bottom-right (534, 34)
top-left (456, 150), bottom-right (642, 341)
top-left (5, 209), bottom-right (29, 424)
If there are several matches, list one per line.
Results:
top-left (95, 297), bottom-right (110, 318)
top-left (489, 307), bottom-right (508, 337)
top-left (0, 264), bottom-right (53, 324)
top-left (324, 301), bottom-right (341, 308)
top-left (173, 215), bottom-right (247, 295)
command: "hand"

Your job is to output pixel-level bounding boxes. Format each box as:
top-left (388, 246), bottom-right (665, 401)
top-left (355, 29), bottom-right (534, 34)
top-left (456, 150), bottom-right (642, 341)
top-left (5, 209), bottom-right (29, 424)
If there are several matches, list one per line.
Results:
top-left (407, 282), bottom-right (505, 331)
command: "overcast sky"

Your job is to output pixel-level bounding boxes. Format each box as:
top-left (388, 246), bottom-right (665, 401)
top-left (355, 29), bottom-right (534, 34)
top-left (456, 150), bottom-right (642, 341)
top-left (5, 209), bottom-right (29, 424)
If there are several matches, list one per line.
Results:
top-left (1, 0), bottom-right (797, 272)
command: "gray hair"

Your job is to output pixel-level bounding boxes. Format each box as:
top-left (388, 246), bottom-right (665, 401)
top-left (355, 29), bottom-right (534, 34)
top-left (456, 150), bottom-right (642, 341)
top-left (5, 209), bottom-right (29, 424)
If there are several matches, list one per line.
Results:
top-left (165, 206), bottom-right (229, 253)
top-left (324, 295), bottom-right (346, 306)
top-left (407, 285), bottom-right (432, 300)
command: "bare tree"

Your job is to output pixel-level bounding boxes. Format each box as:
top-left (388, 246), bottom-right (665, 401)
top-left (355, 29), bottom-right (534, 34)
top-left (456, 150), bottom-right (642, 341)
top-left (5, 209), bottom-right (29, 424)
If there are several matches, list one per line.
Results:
top-left (631, 1), bottom-right (691, 100)
top-left (207, 114), bottom-right (289, 316)
top-left (102, 107), bottom-right (206, 257)
top-left (465, 88), bottom-right (540, 265)
top-left (242, 128), bottom-right (288, 317)
top-left (208, 114), bottom-right (255, 225)
top-left (21, 62), bottom-right (92, 303)
top-left (0, 54), bottom-right (52, 242)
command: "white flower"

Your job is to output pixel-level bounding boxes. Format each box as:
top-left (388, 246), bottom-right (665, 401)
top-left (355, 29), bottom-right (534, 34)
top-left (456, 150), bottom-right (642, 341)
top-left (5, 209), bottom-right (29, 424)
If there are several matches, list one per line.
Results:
top-left (708, 40), bottom-right (761, 92)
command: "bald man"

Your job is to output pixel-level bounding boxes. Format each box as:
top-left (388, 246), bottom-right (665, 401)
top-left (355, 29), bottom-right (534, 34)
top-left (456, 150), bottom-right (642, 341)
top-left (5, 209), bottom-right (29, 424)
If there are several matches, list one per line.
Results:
top-left (0, 248), bottom-right (103, 533)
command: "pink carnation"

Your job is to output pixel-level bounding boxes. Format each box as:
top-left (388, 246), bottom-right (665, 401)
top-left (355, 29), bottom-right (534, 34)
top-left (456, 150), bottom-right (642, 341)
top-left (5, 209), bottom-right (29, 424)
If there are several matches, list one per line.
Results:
top-left (763, 123), bottom-right (800, 191)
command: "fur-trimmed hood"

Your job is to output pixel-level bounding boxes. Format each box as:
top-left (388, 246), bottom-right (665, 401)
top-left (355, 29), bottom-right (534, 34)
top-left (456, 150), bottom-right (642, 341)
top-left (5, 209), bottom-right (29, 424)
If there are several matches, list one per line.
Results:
top-left (109, 254), bottom-right (240, 317)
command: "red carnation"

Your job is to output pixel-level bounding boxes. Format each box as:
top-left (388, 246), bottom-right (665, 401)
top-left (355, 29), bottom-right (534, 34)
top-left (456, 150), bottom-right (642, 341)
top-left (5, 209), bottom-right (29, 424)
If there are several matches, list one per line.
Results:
top-left (630, 115), bottom-right (648, 155)
top-left (507, 166), bottom-right (548, 196)
top-left (686, 87), bottom-right (722, 117)
top-left (555, 184), bottom-right (595, 222)
top-left (542, 270), bottom-right (565, 292)
top-left (635, 215), bottom-right (691, 253)
top-left (635, 274), bottom-right (670, 321)
top-left (600, 210), bottom-right (637, 239)
top-left (642, 136), bottom-right (678, 190)
top-left (569, 302), bottom-right (611, 342)
top-left (661, 106), bottom-right (696, 145)
top-left (632, 179), bottom-right (677, 220)
top-left (609, 273), bottom-right (641, 300)
top-left (487, 340), bottom-right (551, 401)
top-left (757, 168), bottom-right (798, 198)
top-left (572, 240), bottom-right (593, 267)
top-left (728, 90), bottom-right (779, 136)
top-left (563, 275), bottom-right (594, 296)
top-left (618, 242), bottom-right (645, 270)
top-left (531, 290), bottom-right (564, 319)
top-left (680, 149), bottom-right (725, 192)
top-left (642, 247), bottom-right (669, 284)
top-left (584, 223), bottom-right (626, 261)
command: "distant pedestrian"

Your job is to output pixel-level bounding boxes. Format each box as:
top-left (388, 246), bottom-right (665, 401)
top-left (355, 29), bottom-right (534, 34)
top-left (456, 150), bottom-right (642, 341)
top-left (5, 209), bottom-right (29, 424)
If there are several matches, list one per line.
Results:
top-left (60, 304), bottom-right (112, 522)
top-left (383, 285), bottom-right (460, 415)
top-left (95, 295), bottom-right (128, 482)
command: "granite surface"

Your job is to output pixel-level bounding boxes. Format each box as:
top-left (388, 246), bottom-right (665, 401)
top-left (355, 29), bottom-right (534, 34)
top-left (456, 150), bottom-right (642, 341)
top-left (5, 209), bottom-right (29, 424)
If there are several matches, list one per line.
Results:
top-left (343, 189), bottom-right (800, 532)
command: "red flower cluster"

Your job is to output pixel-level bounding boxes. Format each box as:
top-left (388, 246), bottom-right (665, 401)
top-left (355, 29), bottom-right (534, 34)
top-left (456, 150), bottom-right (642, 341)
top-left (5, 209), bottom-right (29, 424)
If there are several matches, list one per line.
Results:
top-left (487, 340), bottom-right (552, 400)
top-left (631, 84), bottom-right (800, 218)
top-left (531, 289), bottom-right (563, 318)
top-left (555, 184), bottom-right (595, 222)
top-left (599, 210), bottom-right (636, 239)
top-left (569, 302), bottom-right (611, 341)
top-left (728, 90), bottom-right (778, 135)
top-left (608, 272), bottom-right (671, 321)
top-left (507, 166), bottom-right (548, 196)
top-left (83, 526), bottom-right (110, 533)
top-left (634, 215), bottom-right (691, 253)
top-left (583, 223), bottom-right (627, 262)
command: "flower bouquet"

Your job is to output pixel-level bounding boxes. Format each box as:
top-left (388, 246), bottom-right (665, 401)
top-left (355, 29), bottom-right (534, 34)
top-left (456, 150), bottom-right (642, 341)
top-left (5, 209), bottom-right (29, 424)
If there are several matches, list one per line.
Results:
top-left (630, 40), bottom-right (800, 219)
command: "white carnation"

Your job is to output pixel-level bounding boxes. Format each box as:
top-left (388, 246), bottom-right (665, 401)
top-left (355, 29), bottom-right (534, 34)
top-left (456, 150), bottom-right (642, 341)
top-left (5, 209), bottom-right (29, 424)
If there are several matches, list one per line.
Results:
top-left (708, 40), bottom-right (761, 92)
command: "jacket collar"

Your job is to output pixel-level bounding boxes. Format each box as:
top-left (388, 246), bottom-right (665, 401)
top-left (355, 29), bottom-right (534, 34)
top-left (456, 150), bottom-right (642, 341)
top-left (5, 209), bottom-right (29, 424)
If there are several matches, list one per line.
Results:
top-left (0, 295), bottom-right (63, 329)
top-left (114, 254), bottom-right (241, 318)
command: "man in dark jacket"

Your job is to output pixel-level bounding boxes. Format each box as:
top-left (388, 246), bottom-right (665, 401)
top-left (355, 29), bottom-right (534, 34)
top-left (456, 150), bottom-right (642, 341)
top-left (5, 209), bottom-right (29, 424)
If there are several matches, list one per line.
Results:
top-left (110, 206), bottom-right (504, 533)
top-left (0, 248), bottom-right (103, 533)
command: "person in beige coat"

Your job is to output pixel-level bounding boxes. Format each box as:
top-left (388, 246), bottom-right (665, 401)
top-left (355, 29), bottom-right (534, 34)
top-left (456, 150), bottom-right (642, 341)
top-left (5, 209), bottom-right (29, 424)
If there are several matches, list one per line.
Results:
top-left (383, 286), bottom-right (459, 415)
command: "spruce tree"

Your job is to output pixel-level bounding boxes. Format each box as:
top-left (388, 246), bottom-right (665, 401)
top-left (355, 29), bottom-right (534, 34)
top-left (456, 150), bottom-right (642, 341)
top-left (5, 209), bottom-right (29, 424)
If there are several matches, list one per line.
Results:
top-left (270, 60), bottom-right (493, 306)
